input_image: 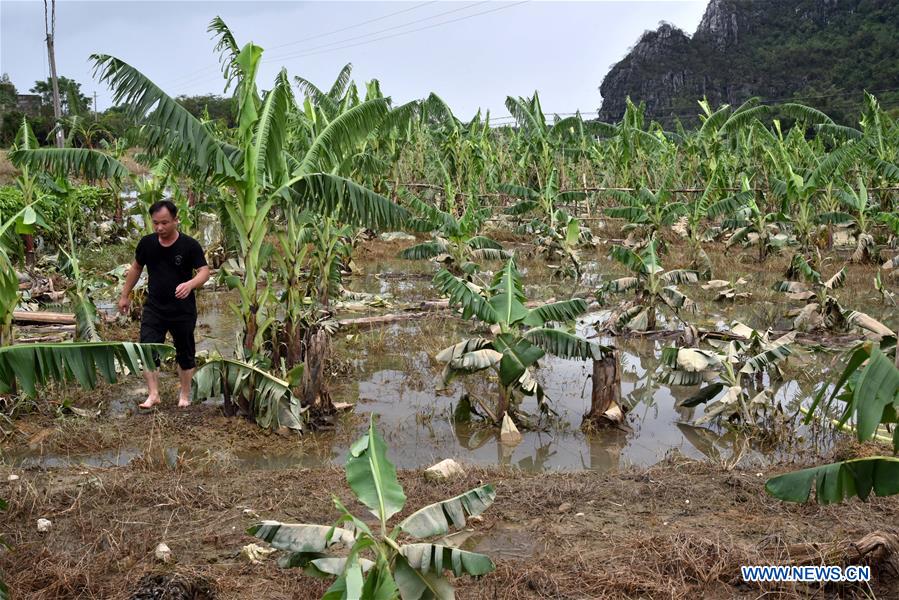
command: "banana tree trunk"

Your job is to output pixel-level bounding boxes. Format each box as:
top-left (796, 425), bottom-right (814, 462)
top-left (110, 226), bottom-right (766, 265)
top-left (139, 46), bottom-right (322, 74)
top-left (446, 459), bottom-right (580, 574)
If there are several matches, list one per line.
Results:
top-left (243, 306), bottom-right (258, 353)
top-left (300, 326), bottom-right (333, 413)
top-left (112, 184), bottom-right (123, 224)
top-left (496, 384), bottom-right (510, 424)
top-left (22, 234), bottom-right (35, 267)
top-left (221, 368), bottom-right (236, 417)
top-left (240, 212), bottom-right (263, 353)
top-left (583, 350), bottom-right (623, 429)
top-left (285, 319), bottom-right (304, 370)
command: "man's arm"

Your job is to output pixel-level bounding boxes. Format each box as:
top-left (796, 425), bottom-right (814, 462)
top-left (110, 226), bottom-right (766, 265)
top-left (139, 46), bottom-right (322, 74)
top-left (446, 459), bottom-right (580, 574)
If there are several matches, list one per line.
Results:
top-left (174, 266), bottom-right (211, 300)
top-left (118, 260), bottom-right (144, 314)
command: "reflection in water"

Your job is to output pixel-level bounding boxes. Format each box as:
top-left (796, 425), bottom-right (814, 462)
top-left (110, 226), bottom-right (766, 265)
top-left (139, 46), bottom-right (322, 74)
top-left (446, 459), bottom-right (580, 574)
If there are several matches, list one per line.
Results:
top-left (583, 428), bottom-right (629, 471)
top-left (677, 423), bottom-right (746, 463)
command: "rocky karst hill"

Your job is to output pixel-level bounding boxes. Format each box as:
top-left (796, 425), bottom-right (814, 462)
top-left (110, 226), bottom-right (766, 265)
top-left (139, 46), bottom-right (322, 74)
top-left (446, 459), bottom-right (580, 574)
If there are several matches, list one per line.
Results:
top-left (598, 0), bottom-right (899, 124)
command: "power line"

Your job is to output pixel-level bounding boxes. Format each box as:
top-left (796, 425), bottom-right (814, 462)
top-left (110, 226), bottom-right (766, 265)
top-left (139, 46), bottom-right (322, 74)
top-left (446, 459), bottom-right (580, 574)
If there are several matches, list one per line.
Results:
top-left (183, 0), bottom-right (528, 91)
top-left (266, 1), bottom-right (433, 51)
top-left (168, 1), bottom-right (491, 91)
top-left (163, 2), bottom-right (433, 89)
top-left (265, 1), bottom-right (526, 63)
top-left (266, 1), bottom-right (489, 60)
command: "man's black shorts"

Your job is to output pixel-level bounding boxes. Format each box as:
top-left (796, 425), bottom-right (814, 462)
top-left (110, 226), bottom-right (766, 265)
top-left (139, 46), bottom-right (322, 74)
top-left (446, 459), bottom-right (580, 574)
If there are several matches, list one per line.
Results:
top-left (139, 306), bottom-right (197, 370)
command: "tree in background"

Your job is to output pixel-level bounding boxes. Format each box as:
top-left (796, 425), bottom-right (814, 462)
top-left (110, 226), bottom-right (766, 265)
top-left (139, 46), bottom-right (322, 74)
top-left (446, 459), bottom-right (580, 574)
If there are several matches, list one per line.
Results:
top-left (0, 74), bottom-right (16, 111)
top-left (175, 94), bottom-right (236, 128)
top-left (30, 76), bottom-right (91, 116)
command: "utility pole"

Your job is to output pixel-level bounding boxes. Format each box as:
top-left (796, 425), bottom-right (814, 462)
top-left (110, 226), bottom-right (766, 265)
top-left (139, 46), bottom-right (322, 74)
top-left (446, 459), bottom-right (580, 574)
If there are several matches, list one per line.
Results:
top-left (93, 91), bottom-right (97, 120)
top-left (43, 0), bottom-right (64, 148)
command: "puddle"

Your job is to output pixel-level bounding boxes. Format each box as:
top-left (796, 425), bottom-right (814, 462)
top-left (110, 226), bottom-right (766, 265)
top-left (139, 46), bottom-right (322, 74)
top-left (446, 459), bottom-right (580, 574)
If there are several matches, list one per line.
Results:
top-left (336, 319), bottom-right (824, 473)
top-left (452, 523), bottom-right (537, 561)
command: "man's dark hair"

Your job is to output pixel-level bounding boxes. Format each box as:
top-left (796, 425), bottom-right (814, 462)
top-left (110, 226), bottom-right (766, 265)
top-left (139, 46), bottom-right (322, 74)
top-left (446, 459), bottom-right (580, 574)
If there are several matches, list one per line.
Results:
top-left (148, 200), bottom-right (178, 218)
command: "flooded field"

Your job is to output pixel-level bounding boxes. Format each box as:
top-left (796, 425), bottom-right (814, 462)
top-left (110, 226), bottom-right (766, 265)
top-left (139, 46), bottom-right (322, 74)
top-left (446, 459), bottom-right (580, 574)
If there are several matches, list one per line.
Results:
top-left (3, 239), bottom-right (897, 600)
top-left (5, 245), bottom-right (866, 474)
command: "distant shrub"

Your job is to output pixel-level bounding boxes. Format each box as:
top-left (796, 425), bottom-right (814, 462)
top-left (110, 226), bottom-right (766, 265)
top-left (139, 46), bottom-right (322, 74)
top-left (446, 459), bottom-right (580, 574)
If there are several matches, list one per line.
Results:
top-left (0, 184), bottom-right (115, 246)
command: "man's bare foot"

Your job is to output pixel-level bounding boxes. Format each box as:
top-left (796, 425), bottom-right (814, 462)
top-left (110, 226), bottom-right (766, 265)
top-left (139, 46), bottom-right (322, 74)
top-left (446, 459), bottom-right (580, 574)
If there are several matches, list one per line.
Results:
top-left (138, 395), bottom-right (161, 409)
top-left (177, 390), bottom-right (191, 408)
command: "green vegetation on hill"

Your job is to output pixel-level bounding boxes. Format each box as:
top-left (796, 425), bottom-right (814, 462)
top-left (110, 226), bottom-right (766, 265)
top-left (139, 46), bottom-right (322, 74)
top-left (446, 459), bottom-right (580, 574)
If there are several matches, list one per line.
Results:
top-left (599, 0), bottom-right (899, 125)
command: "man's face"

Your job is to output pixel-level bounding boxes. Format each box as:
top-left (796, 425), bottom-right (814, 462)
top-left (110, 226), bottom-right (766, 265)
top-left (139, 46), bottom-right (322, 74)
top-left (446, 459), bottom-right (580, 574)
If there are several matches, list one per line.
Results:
top-left (151, 207), bottom-right (178, 240)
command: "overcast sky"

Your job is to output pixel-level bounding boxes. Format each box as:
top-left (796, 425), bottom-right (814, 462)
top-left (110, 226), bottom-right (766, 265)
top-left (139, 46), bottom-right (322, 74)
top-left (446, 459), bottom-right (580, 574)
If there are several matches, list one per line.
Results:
top-left (1, 0), bottom-right (707, 121)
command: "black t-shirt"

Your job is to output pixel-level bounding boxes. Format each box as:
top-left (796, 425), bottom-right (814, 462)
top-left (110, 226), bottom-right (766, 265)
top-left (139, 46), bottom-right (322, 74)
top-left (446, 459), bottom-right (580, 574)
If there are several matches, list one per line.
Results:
top-left (135, 233), bottom-right (207, 319)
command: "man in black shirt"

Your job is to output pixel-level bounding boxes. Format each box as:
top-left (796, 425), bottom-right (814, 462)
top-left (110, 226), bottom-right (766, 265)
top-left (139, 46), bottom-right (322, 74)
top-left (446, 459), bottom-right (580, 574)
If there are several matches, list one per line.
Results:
top-left (118, 200), bottom-right (210, 408)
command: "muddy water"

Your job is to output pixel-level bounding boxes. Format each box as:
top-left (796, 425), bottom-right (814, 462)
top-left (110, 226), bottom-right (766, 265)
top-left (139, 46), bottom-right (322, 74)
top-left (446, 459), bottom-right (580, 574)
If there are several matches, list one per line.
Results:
top-left (9, 257), bottom-right (843, 472)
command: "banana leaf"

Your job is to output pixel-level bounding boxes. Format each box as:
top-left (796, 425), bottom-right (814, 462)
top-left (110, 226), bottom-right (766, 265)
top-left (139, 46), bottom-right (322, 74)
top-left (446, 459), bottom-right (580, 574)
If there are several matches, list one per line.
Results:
top-left (192, 358), bottom-right (306, 431)
top-left (393, 554), bottom-right (455, 600)
top-left (401, 241), bottom-right (446, 260)
top-left (765, 457), bottom-right (899, 504)
top-left (0, 341), bottom-right (172, 397)
top-left (523, 298), bottom-right (588, 326)
top-left (493, 334), bottom-right (544, 387)
top-left (346, 415), bottom-right (406, 527)
top-left (397, 485), bottom-right (496, 539)
top-left (524, 327), bottom-right (599, 360)
top-left (433, 270), bottom-right (496, 323)
top-left (249, 521), bottom-right (357, 552)
top-left (400, 543), bottom-right (494, 577)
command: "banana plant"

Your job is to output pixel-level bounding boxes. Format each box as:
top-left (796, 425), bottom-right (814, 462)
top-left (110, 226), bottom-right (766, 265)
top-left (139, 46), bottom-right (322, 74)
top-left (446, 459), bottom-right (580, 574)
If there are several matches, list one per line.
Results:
top-left (399, 191), bottom-right (507, 276)
top-left (772, 255), bottom-right (890, 338)
top-left (536, 209), bottom-right (595, 281)
top-left (774, 254), bottom-right (847, 331)
top-left (503, 91), bottom-right (584, 187)
top-left (42, 177), bottom-right (101, 341)
top-left (675, 174), bottom-right (718, 278)
top-left (84, 17), bottom-right (409, 354)
top-left (682, 172), bottom-right (756, 277)
top-left (817, 177), bottom-right (882, 263)
top-left (604, 180), bottom-right (686, 245)
top-left (433, 258), bottom-right (605, 423)
top-left (249, 416), bottom-right (496, 597)
top-left (661, 325), bottom-right (795, 425)
top-left (9, 118), bottom-right (46, 267)
top-left (192, 355), bottom-right (306, 431)
top-left (767, 337), bottom-right (898, 504)
top-left (499, 167), bottom-right (585, 235)
top-left (818, 92), bottom-right (899, 209)
top-left (0, 204), bottom-right (38, 346)
top-left (268, 205), bottom-right (313, 370)
top-left (759, 109), bottom-right (875, 256)
top-left (498, 167), bottom-right (593, 278)
top-left (600, 97), bottom-right (669, 185)
top-left (712, 183), bottom-right (789, 262)
top-left (602, 240), bottom-right (698, 331)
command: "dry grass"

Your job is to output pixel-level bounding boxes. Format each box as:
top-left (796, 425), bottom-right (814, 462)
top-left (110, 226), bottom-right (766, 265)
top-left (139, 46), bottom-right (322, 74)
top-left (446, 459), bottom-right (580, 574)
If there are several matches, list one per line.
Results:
top-left (2, 457), bottom-right (897, 599)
